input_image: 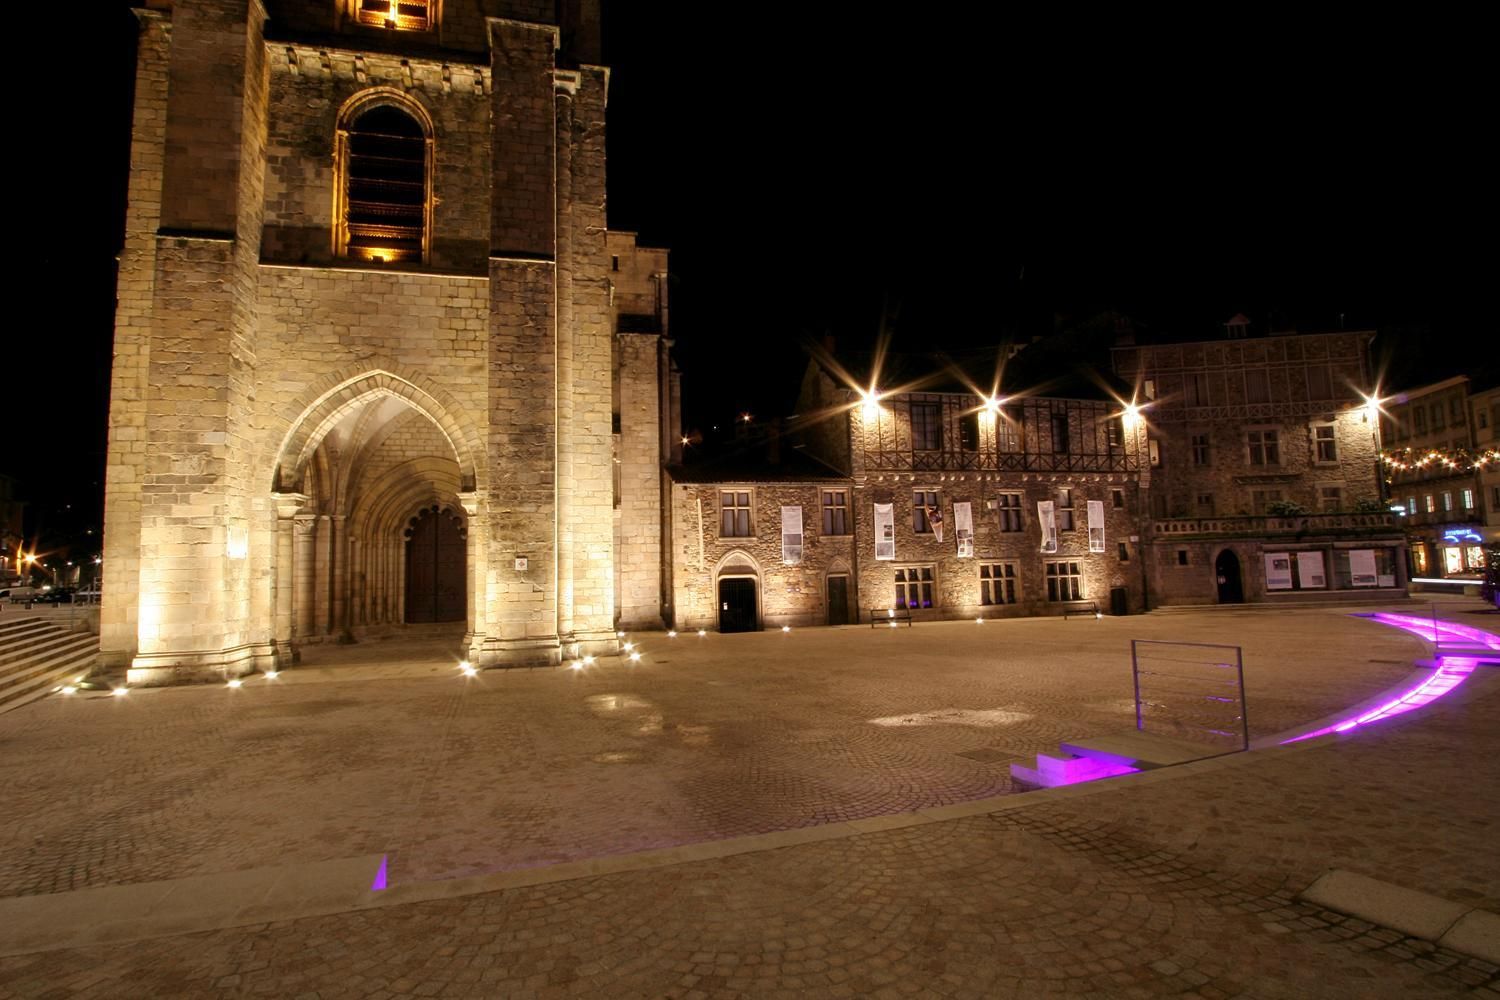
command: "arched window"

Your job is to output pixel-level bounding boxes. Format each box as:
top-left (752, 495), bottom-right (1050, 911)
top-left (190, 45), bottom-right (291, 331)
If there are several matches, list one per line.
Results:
top-left (336, 98), bottom-right (431, 264)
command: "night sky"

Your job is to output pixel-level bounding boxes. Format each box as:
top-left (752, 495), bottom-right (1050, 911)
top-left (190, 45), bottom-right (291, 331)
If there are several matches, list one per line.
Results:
top-left (12, 4), bottom-right (1493, 558)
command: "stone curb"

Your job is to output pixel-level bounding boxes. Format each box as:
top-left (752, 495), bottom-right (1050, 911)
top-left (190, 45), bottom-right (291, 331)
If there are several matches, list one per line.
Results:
top-left (1299, 869), bottom-right (1500, 964)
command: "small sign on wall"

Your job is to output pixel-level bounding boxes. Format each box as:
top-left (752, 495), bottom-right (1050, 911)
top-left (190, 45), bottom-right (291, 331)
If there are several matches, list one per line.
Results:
top-left (514, 557), bottom-right (528, 571)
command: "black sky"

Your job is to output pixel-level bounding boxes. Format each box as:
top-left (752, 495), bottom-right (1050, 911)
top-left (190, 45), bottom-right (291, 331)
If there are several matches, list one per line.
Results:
top-left (11, 4), bottom-right (1494, 551)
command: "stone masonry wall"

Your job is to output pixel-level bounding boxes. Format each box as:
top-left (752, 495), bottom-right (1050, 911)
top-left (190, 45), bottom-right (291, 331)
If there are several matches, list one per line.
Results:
top-left (671, 482), bottom-right (860, 631)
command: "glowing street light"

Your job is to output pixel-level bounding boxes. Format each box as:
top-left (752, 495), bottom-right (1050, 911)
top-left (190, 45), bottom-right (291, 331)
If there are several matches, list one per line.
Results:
top-left (859, 388), bottom-right (882, 422)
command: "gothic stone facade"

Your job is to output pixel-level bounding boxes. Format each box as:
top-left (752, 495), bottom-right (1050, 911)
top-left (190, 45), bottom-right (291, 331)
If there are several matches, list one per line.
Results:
top-left (103, 0), bottom-right (671, 683)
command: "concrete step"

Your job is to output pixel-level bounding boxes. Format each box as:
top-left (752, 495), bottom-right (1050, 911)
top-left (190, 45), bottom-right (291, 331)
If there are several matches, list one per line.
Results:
top-left (0, 628), bottom-right (96, 669)
top-left (1059, 730), bottom-right (1236, 769)
top-left (0, 636), bottom-right (98, 694)
top-left (1009, 749), bottom-right (1142, 791)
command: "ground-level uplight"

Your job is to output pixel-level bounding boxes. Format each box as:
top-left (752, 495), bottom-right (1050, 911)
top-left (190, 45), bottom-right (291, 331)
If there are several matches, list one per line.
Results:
top-left (628, 651), bottom-right (642, 663)
top-left (622, 641), bottom-right (635, 651)
top-left (697, 629), bottom-right (706, 637)
top-left (227, 678), bottom-right (243, 689)
top-left (975, 618), bottom-right (984, 624)
top-left (264, 671), bottom-right (279, 680)
top-left (60, 685), bottom-right (77, 695)
top-left (1095, 612), bottom-right (1103, 620)
top-left (112, 687), bottom-right (128, 697)
top-left (781, 625), bottom-right (791, 632)
top-left (582, 654), bottom-right (596, 666)
top-left (459, 660), bottom-right (478, 677)
top-left (570, 661), bottom-right (583, 671)
top-left (668, 630), bottom-right (677, 638)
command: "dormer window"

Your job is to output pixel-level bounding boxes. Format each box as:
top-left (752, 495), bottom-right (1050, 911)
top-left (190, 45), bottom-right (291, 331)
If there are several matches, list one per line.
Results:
top-left (355, 0), bottom-right (431, 31)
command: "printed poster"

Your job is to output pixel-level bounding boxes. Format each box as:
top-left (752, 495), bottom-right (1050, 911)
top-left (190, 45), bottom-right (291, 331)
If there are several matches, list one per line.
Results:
top-left (780, 505), bottom-right (803, 566)
top-left (1349, 549), bottom-right (1378, 587)
top-left (926, 502), bottom-right (944, 543)
top-left (953, 501), bottom-right (974, 558)
top-left (874, 503), bottom-right (895, 561)
top-left (1296, 550), bottom-right (1325, 589)
top-left (1087, 500), bottom-right (1105, 553)
top-left (1264, 552), bottom-right (1293, 590)
top-left (1037, 500), bottom-right (1057, 553)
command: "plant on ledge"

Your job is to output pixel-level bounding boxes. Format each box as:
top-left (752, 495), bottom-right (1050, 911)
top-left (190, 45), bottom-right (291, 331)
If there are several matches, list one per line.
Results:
top-left (1265, 500), bottom-right (1310, 517)
top-left (1353, 497), bottom-right (1387, 514)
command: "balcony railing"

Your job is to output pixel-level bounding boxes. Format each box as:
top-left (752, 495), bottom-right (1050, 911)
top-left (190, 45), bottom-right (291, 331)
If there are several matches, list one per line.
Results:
top-left (861, 447), bottom-right (1139, 474)
top-left (1152, 512), bottom-right (1397, 537)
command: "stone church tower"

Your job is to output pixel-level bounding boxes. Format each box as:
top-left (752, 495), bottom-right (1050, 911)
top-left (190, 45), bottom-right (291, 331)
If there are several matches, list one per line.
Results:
top-left (103, 0), bottom-right (673, 684)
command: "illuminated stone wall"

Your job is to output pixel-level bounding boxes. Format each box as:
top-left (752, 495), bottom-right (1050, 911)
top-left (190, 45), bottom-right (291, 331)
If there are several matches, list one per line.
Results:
top-left (101, 0), bottom-right (663, 683)
top-left (669, 481), bottom-right (860, 631)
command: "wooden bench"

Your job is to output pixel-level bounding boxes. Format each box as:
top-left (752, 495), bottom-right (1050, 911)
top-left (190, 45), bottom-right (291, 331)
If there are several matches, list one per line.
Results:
top-left (1060, 600), bottom-right (1100, 620)
top-left (870, 607), bottom-right (914, 628)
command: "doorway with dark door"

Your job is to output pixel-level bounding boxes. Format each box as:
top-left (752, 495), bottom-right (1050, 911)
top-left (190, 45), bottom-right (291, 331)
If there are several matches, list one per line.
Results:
top-left (1215, 549), bottom-right (1243, 604)
top-left (405, 505), bottom-right (467, 623)
top-left (718, 577), bottom-right (758, 632)
top-left (826, 575), bottom-right (850, 626)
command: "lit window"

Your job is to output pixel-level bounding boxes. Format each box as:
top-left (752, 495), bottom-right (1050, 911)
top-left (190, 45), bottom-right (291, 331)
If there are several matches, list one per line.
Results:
top-left (338, 100), bottom-right (429, 263)
top-left (1045, 561), bottom-right (1083, 602)
top-left (996, 408), bottom-right (1022, 452)
top-left (821, 490), bottom-right (849, 535)
top-left (1424, 495), bottom-right (1435, 513)
top-left (1313, 425), bottom-right (1337, 463)
top-left (720, 490), bottom-right (752, 537)
top-left (959, 411), bottom-right (980, 452)
top-left (1319, 486), bottom-right (1341, 512)
top-left (997, 492), bottom-right (1023, 532)
top-left (895, 566), bottom-right (935, 609)
top-left (355, 0), bottom-right (432, 31)
top-left (979, 563), bottom-right (1017, 605)
top-left (1441, 492), bottom-right (1453, 512)
top-left (1461, 488), bottom-right (1475, 510)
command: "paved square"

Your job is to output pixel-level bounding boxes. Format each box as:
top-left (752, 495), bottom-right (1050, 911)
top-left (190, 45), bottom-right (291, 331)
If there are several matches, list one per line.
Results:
top-left (0, 608), bottom-right (1420, 896)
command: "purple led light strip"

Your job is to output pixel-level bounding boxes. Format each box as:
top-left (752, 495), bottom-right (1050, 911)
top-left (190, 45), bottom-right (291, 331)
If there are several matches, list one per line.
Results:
top-left (1280, 612), bottom-right (1495, 745)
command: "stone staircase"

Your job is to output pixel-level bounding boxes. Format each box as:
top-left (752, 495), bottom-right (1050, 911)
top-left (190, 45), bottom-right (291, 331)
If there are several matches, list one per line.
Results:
top-left (0, 616), bottom-right (98, 714)
top-left (1010, 730), bottom-right (1236, 791)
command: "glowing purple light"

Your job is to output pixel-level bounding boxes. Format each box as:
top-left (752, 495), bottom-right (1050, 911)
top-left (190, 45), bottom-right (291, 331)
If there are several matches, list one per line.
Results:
top-left (1280, 613), bottom-right (1494, 745)
top-left (370, 854), bottom-right (389, 891)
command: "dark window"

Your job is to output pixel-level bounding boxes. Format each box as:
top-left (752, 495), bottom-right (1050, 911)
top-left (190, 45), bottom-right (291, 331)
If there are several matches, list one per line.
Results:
top-left (1184, 373), bottom-right (1209, 406)
top-left (1248, 429), bottom-right (1280, 466)
top-left (980, 563), bottom-right (1017, 605)
top-left (997, 492), bottom-right (1023, 532)
top-left (1107, 418), bottom-right (1124, 449)
top-left (1117, 542), bottom-right (1129, 562)
top-left (1176, 549), bottom-right (1189, 566)
top-left (1413, 408), bottom-right (1427, 434)
top-left (1319, 486), bottom-right (1341, 511)
top-left (1245, 370), bottom-right (1270, 404)
top-left (1057, 488), bottom-right (1075, 531)
top-left (1111, 488), bottom-right (1125, 510)
top-left (1314, 425), bottom-right (1337, 462)
top-left (1045, 561), bottom-right (1083, 601)
top-left (1050, 413), bottom-right (1070, 453)
top-left (1191, 433), bottom-right (1210, 466)
top-left (720, 491), bottom-right (752, 537)
top-left (996, 408), bottom-right (1022, 452)
top-left (913, 490), bottom-right (939, 533)
top-left (345, 104), bottom-right (426, 263)
top-left (1450, 397), bottom-right (1464, 424)
top-left (821, 489), bottom-right (848, 535)
top-left (1306, 365), bottom-right (1333, 400)
top-left (911, 403), bottom-right (942, 451)
top-left (895, 566), bottom-right (934, 609)
top-left (1197, 492), bottom-right (1215, 515)
top-left (611, 255), bottom-right (619, 272)
top-left (959, 411), bottom-right (980, 452)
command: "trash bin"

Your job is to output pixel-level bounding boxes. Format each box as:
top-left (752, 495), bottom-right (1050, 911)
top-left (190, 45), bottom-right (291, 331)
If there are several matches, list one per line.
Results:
top-left (1109, 586), bottom-right (1128, 617)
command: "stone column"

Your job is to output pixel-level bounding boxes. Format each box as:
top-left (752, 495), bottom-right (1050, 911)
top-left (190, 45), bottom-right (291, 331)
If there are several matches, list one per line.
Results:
top-left (293, 513), bottom-right (317, 641)
top-left (273, 493), bottom-right (308, 666)
top-left (331, 514), bottom-right (350, 641)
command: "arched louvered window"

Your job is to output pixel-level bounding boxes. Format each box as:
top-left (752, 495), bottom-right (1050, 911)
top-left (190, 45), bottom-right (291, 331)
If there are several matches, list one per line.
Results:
top-left (337, 100), bottom-right (431, 264)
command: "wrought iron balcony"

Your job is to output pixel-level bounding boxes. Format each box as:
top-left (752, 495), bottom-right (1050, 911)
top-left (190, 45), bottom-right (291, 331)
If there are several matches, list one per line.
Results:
top-left (1151, 512), bottom-right (1398, 538)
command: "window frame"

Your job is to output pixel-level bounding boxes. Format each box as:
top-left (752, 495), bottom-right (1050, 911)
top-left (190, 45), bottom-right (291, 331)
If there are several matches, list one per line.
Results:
top-left (1312, 423), bottom-right (1338, 464)
top-left (719, 488), bottom-right (754, 538)
top-left (912, 490), bottom-right (940, 534)
top-left (821, 489), bottom-right (849, 536)
top-left (1190, 432), bottom-right (1211, 467)
top-left (1044, 560), bottom-right (1084, 602)
top-left (979, 562), bottom-right (1018, 606)
top-left (894, 565), bottom-right (936, 610)
top-left (910, 402), bottom-right (942, 452)
top-left (997, 491), bottom-right (1024, 532)
top-left (333, 90), bottom-right (435, 266)
top-left (1247, 427), bottom-right (1281, 467)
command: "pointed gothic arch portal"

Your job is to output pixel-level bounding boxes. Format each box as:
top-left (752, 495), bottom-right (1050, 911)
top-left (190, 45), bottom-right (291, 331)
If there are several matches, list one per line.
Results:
top-left (404, 505), bottom-right (467, 623)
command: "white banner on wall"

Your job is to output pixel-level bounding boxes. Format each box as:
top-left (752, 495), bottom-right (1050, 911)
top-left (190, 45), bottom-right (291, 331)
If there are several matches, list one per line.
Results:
top-left (1349, 549), bottom-right (1378, 587)
top-left (1086, 500), bottom-right (1105, 553)
top-left (1264, 552), bottom-right (1293, 590)
top-left (781, 506), bottom-right (803, 566)
top-left (953, 502), bottom-right (974, 558)
top-left (1296, 550), bottom-right (1326, 589)
top-left (1037, 500), bottom-right (1057, 553)
top-left (874, 503), bottom-right (895, 561)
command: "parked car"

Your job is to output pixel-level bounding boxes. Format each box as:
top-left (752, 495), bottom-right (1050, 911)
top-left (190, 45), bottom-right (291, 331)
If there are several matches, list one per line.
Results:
top-left (33, 588), bottom-right (75, 604)
top-left (4, 587), bottom-right (40, 604)
top-left (74, 585), bottom-right (103, 604)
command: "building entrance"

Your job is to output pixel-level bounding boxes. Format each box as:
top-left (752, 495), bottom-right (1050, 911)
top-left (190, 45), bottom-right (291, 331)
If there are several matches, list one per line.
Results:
top-left (827, 576), bottom-right (850, 625)
top-left (717, 578), bottom-right (757, 632)
top-left (1215, 550), bottom-right (1243, 604)
top-left (405, 506), bottom-right (467, 623)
